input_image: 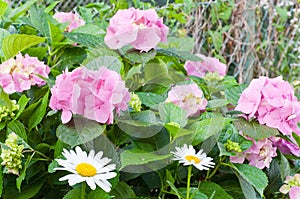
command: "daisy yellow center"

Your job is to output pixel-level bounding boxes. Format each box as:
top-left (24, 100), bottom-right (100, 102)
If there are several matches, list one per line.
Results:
top-left (75, 163), bottom-right (97, 177)
top-left (185, 155), bottom-right (201, 164)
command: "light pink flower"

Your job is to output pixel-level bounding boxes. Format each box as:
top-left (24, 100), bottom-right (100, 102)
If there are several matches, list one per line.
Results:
top-left (104, 7), bottom-right (169, 52)
top-left (0, 54), bottom-right (50, 94)
top-left (280, 174), bottom-right (300, 198)
top-left (230, 137), bottom-right (277, 169)
top-left (53, 11), bottom-right (85, 32)
top-left (235, 76), bottom-right (300, 136)
top-left (289, 186), bottom-right (300, 199)
top-left (49, 67), bottom-right (130, 124)
top-left (166, 83), bottom-right (207, 117)
top-left (184, 54), bottom-right (227, 78)
top-left (271, 137), bottom-right (300, 157)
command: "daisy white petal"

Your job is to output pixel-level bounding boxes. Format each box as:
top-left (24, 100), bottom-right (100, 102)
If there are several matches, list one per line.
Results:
top-left (171, 144), bottom-right (215, 171)
top-left (55, 146), bottom-right (117, 192)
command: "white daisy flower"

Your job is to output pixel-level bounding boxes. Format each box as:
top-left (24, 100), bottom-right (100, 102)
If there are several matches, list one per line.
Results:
top-left (54, 146), bottom-right (117, 192)
top-left (171, 144), bottom-right (215, 170)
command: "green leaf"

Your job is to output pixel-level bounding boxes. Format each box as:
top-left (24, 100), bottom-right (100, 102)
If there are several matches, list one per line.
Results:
top-left (158, 102), bottom-right (188, 127)
top-left (88, 189), bottom-right (110, 199)
top-left (7, 120), bottom-right (27, 142)
top-left (64, 32), bottom-right (103, 47)
top-left (188, 117), bottom-right (231, 145)
top-left (85, 56), bottom-right (122, 73)
top-left (110, 182), bottom-right (136, 199)
top-left (156, 48), bottom-right (201, 61)
top-left (48, 160), bottom-right (58, 173)
top-left (0, 87), bottom-right (14, 108)
top-left (27, 91), bottom-right (49, 130)
top-left (7, 0), bottom-right (38, 22)
top-left (2, 34), bottom-right (45, 59)
top-left (233, 118), bottom-right (279, 140)
top-left (178, 187), bottom-right (208, 199)
top-left (159, 36), bottom-right (194, 52)
top-left (292, 132), bottom-right (300, 148)
top-left (120, 47), bottom-right (156, 64)
top-left (209, 30), bottom-right (223, 52)
top-left (16, 153), bottom-right (35, 192)
top-left (0, 28), bottom-right (9, 56)
top-left (120, 149), bottom-right (171, 170)
top-left (225, 85), bottom-right (246, 105)
top-left (234, 164), bottom-right (268, 196)
top-left (63, 188), bottom-right (81, 199)
top-left (166, 181), bottom-right (184, 199)
top-left (144, 62), bottom-right (174, 87)
top-left (207, 99), bottom-right (229, 109)
top-left (54, 139), bottom-right (68, 158)
top-left (280, 153), bottom-right (290, 181)
top-left (199, 182), bottom-right (234, 199)
top-left (56, 117), bottom-right (106, 147)
top-left (0, 1), bottom-right (8, 17)
top-left (136, 92), bottom-right (166, 110)
top-left (28, 6), bottom-right (50, 38)
top-left (0, 165), bottom-right (2, 197)
top-left (236, 174), bottom-right (256, 199)
top-left (48, 21), bottom-right (64, 46)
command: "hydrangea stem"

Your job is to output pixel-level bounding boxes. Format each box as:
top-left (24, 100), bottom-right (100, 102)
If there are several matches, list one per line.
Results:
top-left (186, 165), bottom-right (192, 199)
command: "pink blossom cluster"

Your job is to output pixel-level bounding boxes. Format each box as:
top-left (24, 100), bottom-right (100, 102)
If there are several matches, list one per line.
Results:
top-left (53, 11), bottom-right (85, 32)
top-left (166, 83), bottom-right (207, 117)
top-left (0, 53), bottom-right (50, 94)
top-left (235, 76), bottom-right (300, 136)
top-left (230, 136), bottom-right (277, 169)
top-left (280, 174), bottom-right (300, 199)
top-left (184, 54), bottom-right (227, 78)
top-left (104, 8), bottom-right (169, 52)
top-left (49, 67), bottom-right (130, 124)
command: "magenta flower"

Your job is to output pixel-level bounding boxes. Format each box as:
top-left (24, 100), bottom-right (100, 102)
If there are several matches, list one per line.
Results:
top-left (104, 7), bottom-right (169, 52)
top-left (53, 11), bottom-right (85, 32)
top-left (235, 76), bottom-right (300, 136)
top-left (271, 137), bottom-right (300, 156)
top-left (230, 136), bottom-right (277, 169)
top-left (184, 54), bottom-right (227, 78)
top-left (166, 83), bottom-right (207, 117)
top-left (0, 54), bottom-right (50, 94)
top-left (49, 67), bottom-right (130, 124)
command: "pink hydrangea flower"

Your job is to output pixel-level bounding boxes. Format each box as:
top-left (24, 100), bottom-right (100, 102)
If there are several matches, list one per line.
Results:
top-left (271, 137), bottom-right (300, 156)
top-left (235, 76), bottom-right (300, 136)
top-left (280, 174), bottom-right (300, 199)
top-left (53, 11), bottom-right (85, 32)
top-left (230, 137), bottom-right (277, 169)
top-left (166, 83), bottom-right (207, 117)
top-left (49, 67), bottom-right (130, 124)
top-left (0, 54), bottom-right (50, 94)
top-left (184, 54), bottom-right (227, 78)
top-left (104, 7), bottom-right (169, 52)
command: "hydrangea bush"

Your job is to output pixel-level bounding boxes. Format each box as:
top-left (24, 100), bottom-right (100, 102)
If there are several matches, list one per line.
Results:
top-left (0, 1), bottom-right (299, 199)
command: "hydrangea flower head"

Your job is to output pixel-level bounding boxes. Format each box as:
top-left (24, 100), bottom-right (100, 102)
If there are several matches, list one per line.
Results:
top-left (55, 146), bottom-right (117, 192)
top-left (0, 54), bottom-right (50, 94)
top-left (53, 11), bottom-right (85, 32)
top-left (184, 54), bottom-right (227, 78)
top-left (49, 67), bottom-right (130, 124)
top-left (271, 137), bottom-right (300, 156)
top-left (230, 136), bottom-right (277, 169)
top-left (280, 174), bottom-right (300, 199)
top-left (235, 76), bottom-right (300, 135)
top-left (171, 144), bottom-right (215, 170)
top-left (166, 83), bottom-right (207, 117)
top-left (104, 7), bottom-right (169, 52)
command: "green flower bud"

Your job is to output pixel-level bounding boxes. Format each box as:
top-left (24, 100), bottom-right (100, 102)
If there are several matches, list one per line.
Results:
top-left (224, 140), bottom-right (242, 153)
top-left (166, 122), bottom-right (181, 128)
top-left (1, 133), bottom-right (24, 175)
top-left (203, 72), bottom-right (224, 82)
top-left (129, 93), bottom-right (142, 112)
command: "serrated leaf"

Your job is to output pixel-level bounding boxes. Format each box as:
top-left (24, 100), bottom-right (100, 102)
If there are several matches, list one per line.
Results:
top-left (120, 47), bottom-right (156, 64)
top-left (233, 118), bottom-right (279, 139)
top-left (64, 32), bottom-right (103, 47)
top-left (63, 188), bottom-right (81, 199)
top-left (234, 164), bottom-right (268, 196)
top-left (7, 120), bottom-right (27, 142)
top-left (158, 102), bottom-right (188, 127)
top-left (159, 36), bottom-right (194, 51)
top-left (280, 153), bottom-right (290, 181)
top-left (188, 117), bottom-right (231, 145)
top-left (85, 56), bottom-right (122, 73)
top-left (136, 92), bottom-right (166, 110)
top-left (236, 174), bottom-right (256, 199)
top-left (120, 149), bottom-right (171, 170)
top-left (2, 34), bottom-right (45, 59)
top-left (110, 182), bottom-right (136, 199)
top-left (225, 85), bottom-right (246, 105)
top-left (28, 6), bottom-right (50, 38)
top-left (56, 117), bottom-right (106, 147)
top-left (207, 99), bottom-right (229, 109)
top-left (199, 182), bottom-right (234, 199)
top-left (156, 48), bottom-right (201, 61)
